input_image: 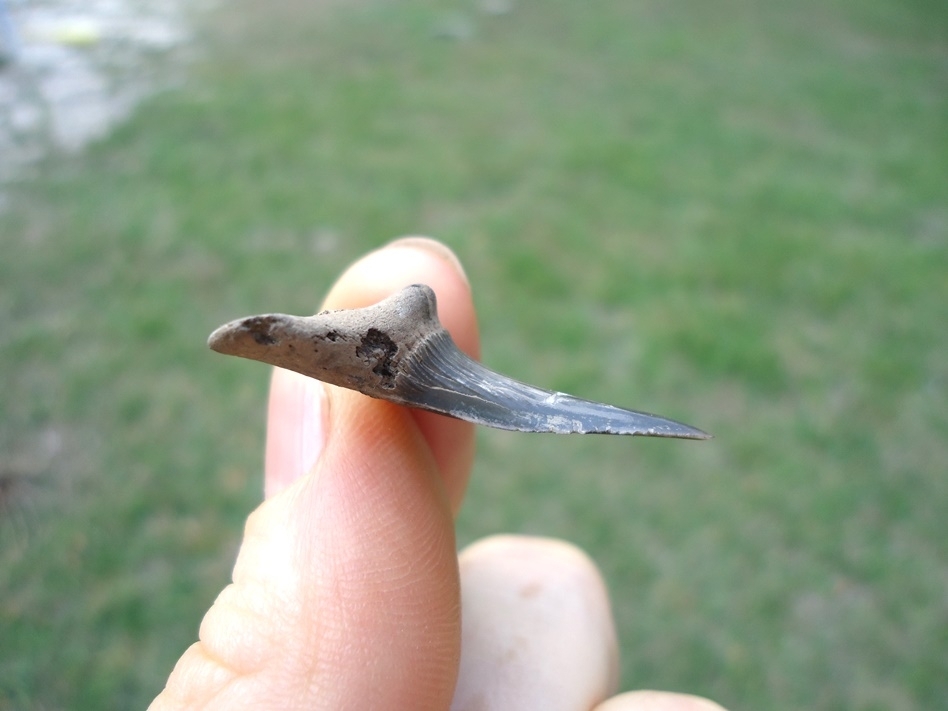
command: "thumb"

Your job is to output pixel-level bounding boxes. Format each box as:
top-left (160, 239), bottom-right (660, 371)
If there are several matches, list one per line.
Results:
top-left (151, 239), bottom-right (477, 711)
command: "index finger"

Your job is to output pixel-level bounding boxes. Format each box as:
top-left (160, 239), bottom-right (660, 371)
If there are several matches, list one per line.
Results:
top-left (265, 236), bottom-right (479, 512)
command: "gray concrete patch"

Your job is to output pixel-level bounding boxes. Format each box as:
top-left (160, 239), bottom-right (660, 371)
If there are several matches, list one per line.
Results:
top-left (0, 0), bottom-right (198, 196)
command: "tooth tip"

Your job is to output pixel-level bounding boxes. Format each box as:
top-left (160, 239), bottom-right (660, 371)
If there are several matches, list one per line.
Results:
top-left (642, 418), bottom-right (712, 440)
top-left (672, 426), bottom-right (712, 440)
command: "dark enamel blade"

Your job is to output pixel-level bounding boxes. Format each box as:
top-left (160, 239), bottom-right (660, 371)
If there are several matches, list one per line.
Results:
top-left (208, 284), bottom-right (711, 439)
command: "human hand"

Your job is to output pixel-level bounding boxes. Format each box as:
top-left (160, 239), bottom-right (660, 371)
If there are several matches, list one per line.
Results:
top-left (150, 237), bottom-right (727, 711)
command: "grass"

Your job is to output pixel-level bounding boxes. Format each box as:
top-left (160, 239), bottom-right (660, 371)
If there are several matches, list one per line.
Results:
top-left (1, 0), bottom-right (946, 708)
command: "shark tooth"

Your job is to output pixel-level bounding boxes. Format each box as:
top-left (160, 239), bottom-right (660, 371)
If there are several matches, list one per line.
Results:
top-left (208, 284), bottom-right (710, 439)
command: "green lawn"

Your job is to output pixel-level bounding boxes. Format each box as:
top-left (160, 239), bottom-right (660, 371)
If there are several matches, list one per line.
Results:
top-left (2, 0), bottom-right (946, 708)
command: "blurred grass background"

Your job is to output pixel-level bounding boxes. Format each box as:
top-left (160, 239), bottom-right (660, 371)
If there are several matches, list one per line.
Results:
top-left (1, 0), bottom-right (946, 708)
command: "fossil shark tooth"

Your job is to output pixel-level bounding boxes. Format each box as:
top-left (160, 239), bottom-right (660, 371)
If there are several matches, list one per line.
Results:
top-left (207, 284), bottom-right (711, 439)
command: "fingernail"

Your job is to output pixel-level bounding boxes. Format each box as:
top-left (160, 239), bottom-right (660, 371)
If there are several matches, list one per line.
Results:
top-left (385, 236), bottom-right (470, 287)
top-left (264, 368), bottom-right (328, 499)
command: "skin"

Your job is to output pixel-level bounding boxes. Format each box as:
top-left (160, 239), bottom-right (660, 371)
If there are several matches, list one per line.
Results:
top-left (149, 237), bottom-right (728, 711)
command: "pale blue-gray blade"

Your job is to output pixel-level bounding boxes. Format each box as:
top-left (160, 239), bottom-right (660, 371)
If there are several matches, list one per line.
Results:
top-left (394, 331), bottom-right (710, 439)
